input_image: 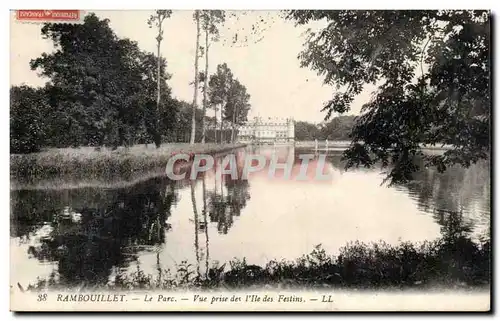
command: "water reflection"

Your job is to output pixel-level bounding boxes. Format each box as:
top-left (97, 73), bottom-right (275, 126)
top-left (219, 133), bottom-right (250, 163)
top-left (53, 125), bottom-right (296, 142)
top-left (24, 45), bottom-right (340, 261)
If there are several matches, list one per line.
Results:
top-left (312, 149), bottom-right (490, 242)
top-left (10, 146), bottom-right (490, 289)
top-left (402, 157), bottom-right (490, 242)
top-left (12, 177), bottom-right (179, 286)
top-left (207, 178), bottom-right (251, 235)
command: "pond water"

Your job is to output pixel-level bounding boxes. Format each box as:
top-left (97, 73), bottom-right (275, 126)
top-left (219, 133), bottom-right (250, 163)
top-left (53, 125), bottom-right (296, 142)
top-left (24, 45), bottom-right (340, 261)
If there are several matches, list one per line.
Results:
top-left (10, 146), bottom-right (490, 288)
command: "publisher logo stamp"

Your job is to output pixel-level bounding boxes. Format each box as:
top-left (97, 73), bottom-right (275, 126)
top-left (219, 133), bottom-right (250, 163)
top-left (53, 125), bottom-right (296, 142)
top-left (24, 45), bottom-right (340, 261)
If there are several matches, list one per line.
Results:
top-left (15, 10), bottom-right (84, 24)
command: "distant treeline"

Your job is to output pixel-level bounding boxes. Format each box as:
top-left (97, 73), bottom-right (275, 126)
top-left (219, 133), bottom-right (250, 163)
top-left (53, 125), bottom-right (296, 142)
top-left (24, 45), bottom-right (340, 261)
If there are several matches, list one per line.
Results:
top-left (294, 115), bottom-right (356, 141)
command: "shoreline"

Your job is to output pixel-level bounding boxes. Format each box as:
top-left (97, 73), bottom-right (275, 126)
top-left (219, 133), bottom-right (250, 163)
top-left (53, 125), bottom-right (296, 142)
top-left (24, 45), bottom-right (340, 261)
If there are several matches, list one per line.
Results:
top-left (10, 143), bottom-right (246, 189)
top-left (10, 141), bottom-right (460, 191)
top-left (24, 236), bottom-right (491, 292)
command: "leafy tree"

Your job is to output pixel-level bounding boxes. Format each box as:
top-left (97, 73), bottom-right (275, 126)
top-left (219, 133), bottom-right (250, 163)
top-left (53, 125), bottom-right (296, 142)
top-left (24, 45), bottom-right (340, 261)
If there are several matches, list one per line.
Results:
top-left (190, 10), bottom-right (202, 145)
top-left (208, 63), bottom-right (234, 143)
top-left (294, 121), bottom-right (319, 141)
top-left (200, 10), bottom-right (225, 144)
top-left (294, 117), bottom-right (356, 141)
top-left (148, 10), bottom-right (173, 148)
top-left (223, 80), bottom-right (251, 143)
top-left (136, 49), bottom-right (175, 145)
top-left (162, 98), bottom-right (202, 143)
top-left (27, 13), bottom-right (174, 149)
top-left (208, 63), bottom-right (251, 143)
top-left (287, 10), bottom-right (490, 184)
top-left (10, 86), bottom-right (47, 153)
top-left (318, 115), bottom-right (356, 141)
top-left (30, 14), bottom-right (136, 147)
top-left (30, 14), bottom-right (119, 147)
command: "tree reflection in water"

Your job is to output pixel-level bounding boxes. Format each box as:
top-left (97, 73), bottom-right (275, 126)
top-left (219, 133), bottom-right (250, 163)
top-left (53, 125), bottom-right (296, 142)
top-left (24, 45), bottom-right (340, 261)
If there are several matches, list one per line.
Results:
top-left (190, 180), bottom-right (201, 279)
top-left (404, 157), bottom-right (490, 242)
top-left (320, 150), bottom-right (490, 243)
top-left (17, 177), bottom-right (179, 287)
top-left (11, 147), bottom-right (489, 289)
top-left (202, 176), bottom-right (209, 279)
top-left (206, 155), bottom-right (251, 235)
top-left (13, 148), bottom-right (253, 289)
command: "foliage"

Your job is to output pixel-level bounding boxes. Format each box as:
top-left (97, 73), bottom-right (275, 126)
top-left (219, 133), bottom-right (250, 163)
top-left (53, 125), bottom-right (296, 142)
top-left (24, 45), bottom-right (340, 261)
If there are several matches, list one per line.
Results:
top-left (174, 100), bottom-right (206, 143)
top-left (10, 86), bottom-right (47, 153)
top-left (27, 228), bottom-right (490, 291)
top-left (287, 10), bottom-right (490, 184)
top-left (190, 10), bottom-right (202, 145)
top-left (200, 10), bottom-right (226, 43)
top-left (208, 63), bottom-right (234, 109)
top-left (148, 10), bottom-right (173, 148)
top-left (31, 14), bottom-right (142, 147)
top-left (294, 121), bottom-right (320, 141)
top-left (294, 116), bottom-right (356, 141)
top-left (224, 80), bottom-right (251, 125)
top-left (147, 10), bottom-right (172, 31)
top-left (208, 63), bottom-right (252, 143)
top-left (11, 13), bottom-right (187, 153)
top-left (10, 12), bottom-right (252, 153)
top-left (199, 10), bottom-right (226, 143)
top-left (318, 115), bottom-right (356, 140)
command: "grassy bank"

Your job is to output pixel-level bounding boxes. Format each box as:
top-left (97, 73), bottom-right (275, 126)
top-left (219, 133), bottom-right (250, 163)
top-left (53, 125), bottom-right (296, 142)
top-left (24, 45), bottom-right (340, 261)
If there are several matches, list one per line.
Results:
top-left (27, 235), bottom-right (490, 291)
top-left (11, 143), bottom-right (246, 184)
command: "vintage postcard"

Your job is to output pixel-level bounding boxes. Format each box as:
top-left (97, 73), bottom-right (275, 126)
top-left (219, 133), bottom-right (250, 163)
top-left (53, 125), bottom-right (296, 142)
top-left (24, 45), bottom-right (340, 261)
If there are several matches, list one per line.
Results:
top-left (9, 9), bottom-right (491, 312)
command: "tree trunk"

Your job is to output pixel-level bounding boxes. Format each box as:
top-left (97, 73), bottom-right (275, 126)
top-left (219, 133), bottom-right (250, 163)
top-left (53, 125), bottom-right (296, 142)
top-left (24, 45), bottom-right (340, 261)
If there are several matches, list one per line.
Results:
top-left (231, 105), bottom-right (237, 143)
top-left (155, 13), bottom-right (163, 148)
top-left (190, 181), bottom-right (201, 278)
top-left (220, 103), bottom-right (224, 144)
top-left (202, 175), bottom-right (209, 278)
top-left (201, 27), bottom-right (209, 144)
top-left (213, 107), bottom-right (218, 144)
top-left (190, 10), bottom-right (201, 145)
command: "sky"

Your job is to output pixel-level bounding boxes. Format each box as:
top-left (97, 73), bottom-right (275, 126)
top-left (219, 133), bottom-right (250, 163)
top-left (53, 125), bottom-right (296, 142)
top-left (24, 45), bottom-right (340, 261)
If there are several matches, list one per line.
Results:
top-left (10, 10), bottom-right (374, 123)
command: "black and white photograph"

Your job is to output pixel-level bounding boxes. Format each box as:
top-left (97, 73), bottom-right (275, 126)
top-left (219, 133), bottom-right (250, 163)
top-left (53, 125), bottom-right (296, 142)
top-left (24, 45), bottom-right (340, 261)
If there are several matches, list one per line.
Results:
top-left (9, 9), bottom-right (491, 311)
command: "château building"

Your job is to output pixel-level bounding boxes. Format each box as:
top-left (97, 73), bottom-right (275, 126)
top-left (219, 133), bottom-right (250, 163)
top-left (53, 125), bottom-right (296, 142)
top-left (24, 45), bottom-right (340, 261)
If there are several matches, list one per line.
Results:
top-left (236, 117), bottom-right (295, 144)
